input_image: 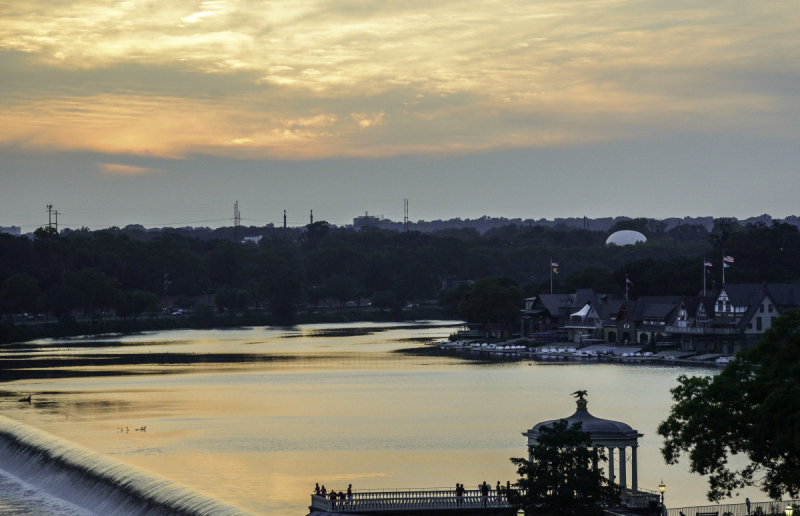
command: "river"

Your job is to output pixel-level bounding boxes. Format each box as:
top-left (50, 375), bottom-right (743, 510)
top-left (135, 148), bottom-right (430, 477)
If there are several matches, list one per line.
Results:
top-left (0, 321), bottom-right (760, 515)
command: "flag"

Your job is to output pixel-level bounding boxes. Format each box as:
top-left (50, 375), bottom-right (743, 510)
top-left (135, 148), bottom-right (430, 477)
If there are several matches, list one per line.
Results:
top-left (626, 278), bottom-right (633, 286)
top-left (704, 261), bottom-right (713, 267)
top-left (705, 268), bottom-right (712, 276)
top-left (723, 255), bottom-right (734, 263)
top-left (552, 267), bottom-right (559, 274)
top-left (551, 262), bottom-right (559, 267)
top-left (723, 263), bottom-right (730, 268)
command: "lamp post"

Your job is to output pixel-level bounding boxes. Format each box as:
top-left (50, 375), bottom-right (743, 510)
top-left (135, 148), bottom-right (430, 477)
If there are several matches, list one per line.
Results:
top-left (658, 481), bottom-right (666, 506)
top-left (786, 506), bottom-right (793, 516)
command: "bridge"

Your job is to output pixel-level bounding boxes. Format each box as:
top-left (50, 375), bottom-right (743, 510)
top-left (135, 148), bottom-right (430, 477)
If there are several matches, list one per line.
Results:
top-left (309, 486), bottom-right (661, 515)
top-left (310, 488), bottom-right (517, 516)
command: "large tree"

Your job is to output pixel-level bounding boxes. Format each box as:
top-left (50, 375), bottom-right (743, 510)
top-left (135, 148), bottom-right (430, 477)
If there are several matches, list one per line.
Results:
top-left (507, 420), bottom-right (619, 516)
top-left (658, 309), bottom-right (800, 501)
top-left (457, 277), bottom-right (523, 329)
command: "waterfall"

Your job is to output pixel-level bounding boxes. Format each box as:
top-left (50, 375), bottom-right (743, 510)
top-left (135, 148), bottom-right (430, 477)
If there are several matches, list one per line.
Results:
top-left (0, 416), bottom-right (253, 516)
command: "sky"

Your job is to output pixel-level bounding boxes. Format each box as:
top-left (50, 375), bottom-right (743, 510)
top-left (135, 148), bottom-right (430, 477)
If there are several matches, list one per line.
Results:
top-left (1, 0), bottom-right (799, 230)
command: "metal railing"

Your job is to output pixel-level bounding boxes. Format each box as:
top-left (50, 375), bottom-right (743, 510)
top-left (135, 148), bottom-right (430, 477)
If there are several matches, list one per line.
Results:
top-left (667, 499), bottom-right (799, 516)
top-left (311, 490), bottom-right (512, 512)
top-left (665, 326), bottom-right (737, 335)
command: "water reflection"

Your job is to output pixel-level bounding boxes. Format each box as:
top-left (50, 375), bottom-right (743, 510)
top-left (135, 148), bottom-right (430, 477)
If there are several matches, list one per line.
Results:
top-left (0, 322), bottom-right (762, 516)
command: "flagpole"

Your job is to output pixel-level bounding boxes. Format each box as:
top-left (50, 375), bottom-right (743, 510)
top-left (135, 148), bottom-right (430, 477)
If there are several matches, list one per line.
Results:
top-left (550, 256), bottom-right (553, 294)
top-left (722, 251), bottom-right (725, 286)
top-left (703, 259), bottom-right (706, 297)
top-left (625, 274), bottom-right (628, 301)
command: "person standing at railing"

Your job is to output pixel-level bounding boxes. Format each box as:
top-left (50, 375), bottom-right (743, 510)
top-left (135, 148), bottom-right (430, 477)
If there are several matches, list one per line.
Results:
top-left (481, 481), bottom-right (489, 507)
top-left (455, 484), bottom-right (464, 507)
top-left (746, 498), bottom-right (751, 515)
top-left (496, 481), bottom-right (503, 504)
top-left (315, 484), bottom-right (320, 496)
top-left (347, 485), bottom-right (353, 500)
top-left (321, 485), bottom-right (327, 496)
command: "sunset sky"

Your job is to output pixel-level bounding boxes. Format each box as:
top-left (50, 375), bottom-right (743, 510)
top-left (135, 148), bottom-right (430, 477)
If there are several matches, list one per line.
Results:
top-left (1, 0), bottom-right (799, 230)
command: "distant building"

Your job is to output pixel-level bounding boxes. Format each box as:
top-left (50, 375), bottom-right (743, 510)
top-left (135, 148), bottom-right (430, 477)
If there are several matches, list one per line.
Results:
top-left (243, 235), bottom-right (262, 244)
top-left (353, 212), bottom-right (383, 230)
top-left (0, 226), bottom-right (21, 236)
top-left (605, 230), bottom-right (647, 246)
top-left (523, 283), bottom-right (800, 354)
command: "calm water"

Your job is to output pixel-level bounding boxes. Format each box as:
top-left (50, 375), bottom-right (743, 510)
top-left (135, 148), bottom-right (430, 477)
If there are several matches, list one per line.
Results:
top-left (0, 322), bottom-right (760, 515)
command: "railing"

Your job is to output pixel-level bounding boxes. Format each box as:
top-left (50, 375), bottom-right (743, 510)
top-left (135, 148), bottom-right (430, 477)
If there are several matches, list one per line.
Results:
top-left (667, 499), bottom-right (799, 516)
top-left (623, 488), bottom-right (661, 508)
top-left (665, 326), bottom-right (737, 335)
top-left (311, 489), bottom-right (512, 513)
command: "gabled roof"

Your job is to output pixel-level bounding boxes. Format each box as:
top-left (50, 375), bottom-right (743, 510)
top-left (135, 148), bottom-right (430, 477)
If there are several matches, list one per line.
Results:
top-left (573, 289), bottom-right (598, 308)
top-left (535, 294), bottom-right (574, 315)
top-left (642, 303), bottom-right (678, 319)
top-left (720, 283), bottom-right (800, 308)
top-left (721, 284), bottom-right (768, 306)
top-left (631, 296), bottom-right (681, 321)
top-left (766, 284), bottom-right (800, 307)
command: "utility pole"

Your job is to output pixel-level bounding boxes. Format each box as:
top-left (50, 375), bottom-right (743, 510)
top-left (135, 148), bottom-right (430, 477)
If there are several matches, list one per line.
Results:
top-left (403, 199), bottom-right (409, 232)
top-left (54, 210), bottom-right (59, 232)
top-left (47, 205), bottom-right (53, 229)
top-left (310, 210), bottom-right (313, 225)
top-left (233, 201), bottom-right (240, 242)
top-left (283, 210), bottom-right (287, 229)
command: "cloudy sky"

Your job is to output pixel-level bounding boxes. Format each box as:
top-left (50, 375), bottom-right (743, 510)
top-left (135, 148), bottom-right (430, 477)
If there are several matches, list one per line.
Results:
top-left (1, 0), bottom-right (799, 230)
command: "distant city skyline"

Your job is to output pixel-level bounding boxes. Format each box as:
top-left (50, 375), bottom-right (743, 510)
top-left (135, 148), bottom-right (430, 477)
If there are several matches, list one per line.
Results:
top-left (2, 0), bottom-right (799, 230)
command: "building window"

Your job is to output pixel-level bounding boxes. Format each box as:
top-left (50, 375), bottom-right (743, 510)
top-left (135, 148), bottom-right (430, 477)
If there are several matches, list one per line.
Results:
top-left (717, 302), bottom-right (722, 311)
top-left (727, 306), bottom-right (732, 312)
top-left (768, 304), bottom-right (774, 313)
top-left (757, 317), bottom-right (762, 331)
top-left (747, 323), bottom-right (753, 329)
top-left (760, 304), bottom-right (765, 313)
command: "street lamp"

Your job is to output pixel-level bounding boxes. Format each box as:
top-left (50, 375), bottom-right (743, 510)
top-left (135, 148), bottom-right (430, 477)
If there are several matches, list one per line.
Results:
top-left (785, 506), bottom-right (793, 516)
top-left (658, 481), bottom-right (666, 505)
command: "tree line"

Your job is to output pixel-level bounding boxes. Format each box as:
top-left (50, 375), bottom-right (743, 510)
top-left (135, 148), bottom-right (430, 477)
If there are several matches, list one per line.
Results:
top-left (1, 218), bottom-right (799, 327)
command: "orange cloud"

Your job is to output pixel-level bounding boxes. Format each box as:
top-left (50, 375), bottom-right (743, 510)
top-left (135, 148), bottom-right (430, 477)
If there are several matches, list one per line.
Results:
top-left (99, 163), bottom-right (163, 175)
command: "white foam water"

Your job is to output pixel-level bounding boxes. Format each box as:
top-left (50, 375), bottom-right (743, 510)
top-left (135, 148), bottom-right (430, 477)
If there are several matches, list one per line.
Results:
top-left (0, 416), bottom-right (252, 516)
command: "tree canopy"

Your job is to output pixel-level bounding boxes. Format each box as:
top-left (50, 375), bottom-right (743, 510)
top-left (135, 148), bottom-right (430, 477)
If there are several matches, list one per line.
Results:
top-left (658, 309), bottom-right (800, 501)
top-left (507, 419), bottom-right (619, 516)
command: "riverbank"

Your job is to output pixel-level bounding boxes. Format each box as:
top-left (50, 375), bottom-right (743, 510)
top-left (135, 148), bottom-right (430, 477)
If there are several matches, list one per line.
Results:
top-left (427, 341), bottom-right (730, 367)
top-left (0, 306), bottom-right (449, 345)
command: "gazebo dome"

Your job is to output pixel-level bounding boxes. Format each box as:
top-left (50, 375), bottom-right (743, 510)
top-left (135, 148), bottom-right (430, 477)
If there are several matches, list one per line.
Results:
top-left (522, 394), bottom-right (650, 500)
top-left (606, 230), bottom-right (647, 246)
top-left (523, 397), bottom-right (642, 448)
top-left (525, 400), bottom-right (640, 442)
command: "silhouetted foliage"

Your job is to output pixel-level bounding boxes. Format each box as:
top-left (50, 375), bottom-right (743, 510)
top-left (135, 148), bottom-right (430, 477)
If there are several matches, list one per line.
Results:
top-left (658, 309), bottom-right (800, 501)
top-left (507, 420), bottom-right (619, 516)
top-left (2, 219), bottom-right (800, 333)
top-left (458, 277), bottom-right (523, 328)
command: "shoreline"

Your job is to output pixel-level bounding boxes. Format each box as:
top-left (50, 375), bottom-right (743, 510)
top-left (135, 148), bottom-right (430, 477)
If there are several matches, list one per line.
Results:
top-left (428, 342), bottom-right (727, 368)
top-left (0, 306), bottom-right (449, 346)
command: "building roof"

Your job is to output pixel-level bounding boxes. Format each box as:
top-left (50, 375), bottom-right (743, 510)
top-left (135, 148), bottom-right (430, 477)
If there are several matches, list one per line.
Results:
top-left (606, 230), bottom-right (647, 246)
top-left (524, 399), bottom-right (642, 443)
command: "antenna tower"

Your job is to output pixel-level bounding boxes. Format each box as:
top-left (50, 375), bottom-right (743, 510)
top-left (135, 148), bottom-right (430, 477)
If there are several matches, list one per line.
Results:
top-left (310, 210), bottom-right (313, 225)
top-left (404, 199), bottom-right (409, 232)
top-left (283, 210), bottom-right (287, 229)
top-left (234, 201), bottom-right (241, 242)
